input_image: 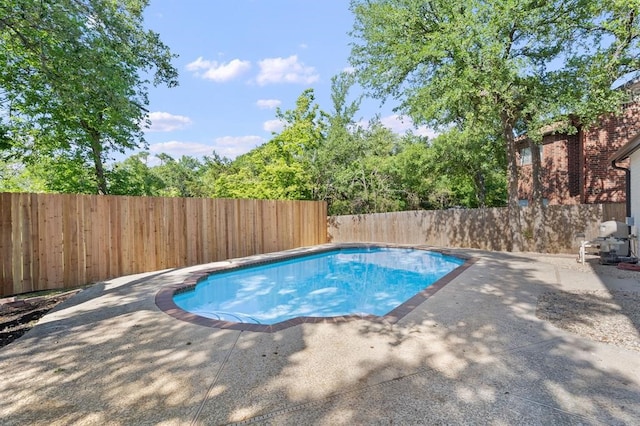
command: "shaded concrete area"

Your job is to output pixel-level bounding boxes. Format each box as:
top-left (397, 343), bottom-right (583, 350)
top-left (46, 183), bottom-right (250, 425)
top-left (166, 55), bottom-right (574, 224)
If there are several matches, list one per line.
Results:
top-left (1, 248), bottom-right (639, 425)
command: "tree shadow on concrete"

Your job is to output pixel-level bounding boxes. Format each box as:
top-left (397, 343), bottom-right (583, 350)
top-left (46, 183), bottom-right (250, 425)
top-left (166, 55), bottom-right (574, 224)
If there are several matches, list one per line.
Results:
top-left (0, 267), bottom-right (250, 425)
top-left (1, 252), bottom-right (639, 425)
top-left (209, 251), bottom-right (640, 424)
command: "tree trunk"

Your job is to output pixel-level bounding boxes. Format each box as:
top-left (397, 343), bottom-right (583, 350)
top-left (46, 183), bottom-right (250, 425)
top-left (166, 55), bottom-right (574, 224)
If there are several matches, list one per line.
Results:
top-left (474, 170), bottom-right (486, 208)
top-left (80, 118), bottom-right (108, 195)
top-left (529, 138), bottom-right (547, 252)
top-left (502, 113), bottom-right (523, 252)
top-left (90, 133), bottom-right (108, 195)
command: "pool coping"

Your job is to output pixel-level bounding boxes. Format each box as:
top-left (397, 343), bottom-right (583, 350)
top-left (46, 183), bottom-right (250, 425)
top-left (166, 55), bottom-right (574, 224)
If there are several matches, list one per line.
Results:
top-left (155, 243), bottom-right (477, 333)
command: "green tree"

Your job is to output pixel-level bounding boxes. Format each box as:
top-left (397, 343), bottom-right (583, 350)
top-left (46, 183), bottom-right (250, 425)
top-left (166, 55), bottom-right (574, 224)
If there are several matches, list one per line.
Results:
top-left (427, 128), bottom-right (507, 208)
top-left (312, 72), bottom-right (364, 211)
top-left (109, 152), bottom-right (164, 196)
top-left (350, 0), bottom-right (640, 251)
top-left (385, 135), bottom-right (432, 210)
top-left (151, 154), bottom-right (204, 197)
top-left (212, 89), bottom-right (326, 200)
top-left (268, 88), bottom-right (326, 199)
top-left (0, 153), bottom-right (97, 193)
top-left (0, 160), bottom-right (47, 193)
top-left (319, 118), bottom-right (403, 215)
top-left (0, 0), bottom-right (178, 194)
top-left (349, 122), bottom-right (403, 213)
top-left (198, 152), bottom-right (232, 197)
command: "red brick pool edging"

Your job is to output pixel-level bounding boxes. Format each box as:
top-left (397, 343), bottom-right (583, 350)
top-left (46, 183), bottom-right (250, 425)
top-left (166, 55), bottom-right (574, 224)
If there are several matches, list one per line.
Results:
top-left (155, 244), bottom-right (477, 333)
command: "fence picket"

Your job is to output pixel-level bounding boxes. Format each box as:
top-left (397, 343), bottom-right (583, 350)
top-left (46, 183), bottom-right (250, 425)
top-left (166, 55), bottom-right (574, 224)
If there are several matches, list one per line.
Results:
top-left (328, 204), bottom-right (624, 253)
top-left (5, 191), bottom-right (622, 298)
top-left (0, 193), bottom-right (327, 296)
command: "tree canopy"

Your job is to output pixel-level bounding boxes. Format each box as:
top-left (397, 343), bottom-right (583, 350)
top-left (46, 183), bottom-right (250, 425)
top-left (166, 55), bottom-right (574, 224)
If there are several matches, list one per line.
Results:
top-left (0, 0), bottom-right (178, 194)
top-left (349, 0), bottom-right (640, 250)
top-left (0, 83), bottom-right (509, 215)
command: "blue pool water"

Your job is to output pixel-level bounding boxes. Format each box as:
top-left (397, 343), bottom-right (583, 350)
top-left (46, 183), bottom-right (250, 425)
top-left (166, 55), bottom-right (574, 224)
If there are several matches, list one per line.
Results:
top-left (173, 248), bottom-right (464, 325)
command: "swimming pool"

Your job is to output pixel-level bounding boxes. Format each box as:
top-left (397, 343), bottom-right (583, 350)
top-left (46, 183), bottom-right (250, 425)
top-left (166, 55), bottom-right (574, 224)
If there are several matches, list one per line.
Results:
top-left (156, 244), bottom-right (473, 332)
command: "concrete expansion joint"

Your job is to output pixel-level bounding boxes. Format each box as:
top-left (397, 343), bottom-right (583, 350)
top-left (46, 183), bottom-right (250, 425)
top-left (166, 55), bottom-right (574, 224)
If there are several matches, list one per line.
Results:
top-left (492, 337), bottom-right (564, 355)
top-left (508, 393), bottom-right (599, 423)
top-left (218, 337), bottom-right (576, 426)
top-left (224, 367), bottom-right (436, 425)
top-left (224, 345), bottom-right (601, 426)
top-left (224, 336), bottom-right (565, 425)
top-left (192, 331), bottom-right (242, 425)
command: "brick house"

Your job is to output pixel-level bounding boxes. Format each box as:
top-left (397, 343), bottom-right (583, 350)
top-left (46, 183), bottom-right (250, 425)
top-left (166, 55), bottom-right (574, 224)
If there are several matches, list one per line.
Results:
top-left (610, 134), bottom-right (640, 223)
top-left (517, 91), bottom-right (640, 207)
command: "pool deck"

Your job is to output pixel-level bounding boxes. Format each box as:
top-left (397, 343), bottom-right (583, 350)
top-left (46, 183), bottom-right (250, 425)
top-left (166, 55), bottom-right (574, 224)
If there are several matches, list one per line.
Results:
top-left (1, 245), bottom-right (639, 425)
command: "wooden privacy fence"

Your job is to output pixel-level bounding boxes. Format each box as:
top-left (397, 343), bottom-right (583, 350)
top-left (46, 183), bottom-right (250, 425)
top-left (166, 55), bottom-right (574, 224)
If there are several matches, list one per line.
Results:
top-left (1, 193), bottom-right (327, 297)
top-left (328, 203), bottom-right (627, 253)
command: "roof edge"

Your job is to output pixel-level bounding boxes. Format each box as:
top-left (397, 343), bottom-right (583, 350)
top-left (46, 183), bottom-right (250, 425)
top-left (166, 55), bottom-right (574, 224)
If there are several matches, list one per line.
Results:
top-left (610, 132), bottom-right (640, 162)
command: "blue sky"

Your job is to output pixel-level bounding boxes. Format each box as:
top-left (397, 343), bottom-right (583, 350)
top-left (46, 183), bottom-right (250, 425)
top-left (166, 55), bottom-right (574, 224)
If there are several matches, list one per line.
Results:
top-left (139, 0), bottom-right (434, 162)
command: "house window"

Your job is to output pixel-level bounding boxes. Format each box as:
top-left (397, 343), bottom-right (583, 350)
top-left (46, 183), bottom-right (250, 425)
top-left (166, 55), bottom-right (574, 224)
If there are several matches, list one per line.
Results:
top-left (518, 199), bottom-right (548, 207)
top-left (520, 145), bottom-right (543, 165)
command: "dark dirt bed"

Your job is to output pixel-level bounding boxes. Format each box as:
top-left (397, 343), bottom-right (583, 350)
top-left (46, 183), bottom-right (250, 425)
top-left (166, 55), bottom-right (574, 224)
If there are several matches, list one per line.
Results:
top-left (0, 292), bottom-right (77, 348)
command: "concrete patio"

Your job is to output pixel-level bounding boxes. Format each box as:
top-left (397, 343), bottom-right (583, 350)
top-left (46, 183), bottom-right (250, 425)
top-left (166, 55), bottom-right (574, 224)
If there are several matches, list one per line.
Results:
top-left (1, 247), bottom-right (639, 425)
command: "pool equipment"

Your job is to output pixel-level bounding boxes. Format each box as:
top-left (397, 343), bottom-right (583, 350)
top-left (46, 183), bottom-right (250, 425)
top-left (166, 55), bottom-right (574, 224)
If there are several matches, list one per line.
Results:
top-left (578, 220), bottom-right (638, 265)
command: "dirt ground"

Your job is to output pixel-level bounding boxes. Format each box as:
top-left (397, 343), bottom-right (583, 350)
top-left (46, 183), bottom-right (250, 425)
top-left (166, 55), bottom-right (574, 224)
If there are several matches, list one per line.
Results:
top-left (0, 293), bottom-right (77, 348)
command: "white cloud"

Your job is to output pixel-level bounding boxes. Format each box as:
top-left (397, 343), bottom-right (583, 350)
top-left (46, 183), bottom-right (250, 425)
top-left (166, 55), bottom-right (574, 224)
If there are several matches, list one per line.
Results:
top-left (148, 136), bottom-right (264, 160)
top-left (414, 126), bottom-right (439, 139)
top-left (186, 56), bottom-right (251, 82)
top-left (256, 99), bottom-right (282, 109)
top-left (256, 55), bottom-right (319, 85)
top-left (380, 114), bottom-right (410, 132)
top-left (148, 141), bottom-right (214, 157)
top-left (380, 114), bottom-right (438, 139)
top-left (263, 119), bottom-right (285, 133)
top-left (213, 136), bottom-right (264, 158)
top-left (146, 112), bottom-right (193, 132)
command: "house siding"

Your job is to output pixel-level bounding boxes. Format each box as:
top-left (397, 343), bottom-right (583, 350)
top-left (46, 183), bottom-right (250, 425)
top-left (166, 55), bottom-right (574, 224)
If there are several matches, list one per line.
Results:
top-left (631, 151), bottom-right (640, 224)
top-left (581, 102), bottom-right (640, 204)
top-left (517, 133), bottom-right (582, 205)
top-left (518, 101), bottom-right (640, 205)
